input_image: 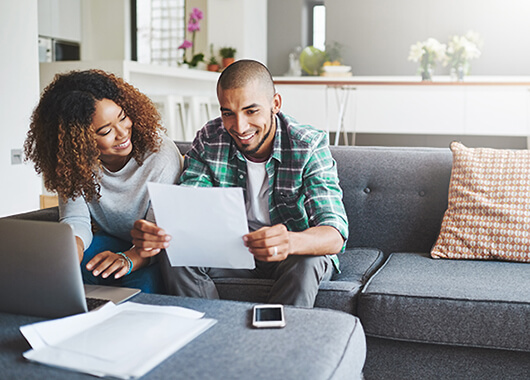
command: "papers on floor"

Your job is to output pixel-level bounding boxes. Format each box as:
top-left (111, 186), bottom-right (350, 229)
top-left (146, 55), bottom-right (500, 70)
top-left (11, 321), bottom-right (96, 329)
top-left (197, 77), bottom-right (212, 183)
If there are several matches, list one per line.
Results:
top-left (148, 183), bottom-right (256, 269)
top-left (20, 302), bottom-right (217, 379)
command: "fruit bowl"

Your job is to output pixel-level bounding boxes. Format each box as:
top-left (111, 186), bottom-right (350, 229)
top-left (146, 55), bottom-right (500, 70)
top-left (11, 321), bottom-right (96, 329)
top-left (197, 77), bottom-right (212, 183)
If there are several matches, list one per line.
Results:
top-left (322, 65), bottom-right (352, 73)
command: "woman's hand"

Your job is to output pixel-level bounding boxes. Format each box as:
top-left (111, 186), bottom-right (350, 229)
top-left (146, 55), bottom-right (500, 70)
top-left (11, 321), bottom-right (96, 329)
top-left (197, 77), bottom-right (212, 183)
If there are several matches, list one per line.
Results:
top-left (86, 251), bottom-right (132, 279)
top-left (131, 219), bottom-right (171, 258)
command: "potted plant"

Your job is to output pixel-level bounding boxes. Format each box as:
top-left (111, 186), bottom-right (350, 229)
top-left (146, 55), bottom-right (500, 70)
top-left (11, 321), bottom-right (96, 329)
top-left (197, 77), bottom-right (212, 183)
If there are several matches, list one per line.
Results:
top-left (207, 44), bottom-right (220, 72)
top-left (219, 46), bottom-right (237, 68)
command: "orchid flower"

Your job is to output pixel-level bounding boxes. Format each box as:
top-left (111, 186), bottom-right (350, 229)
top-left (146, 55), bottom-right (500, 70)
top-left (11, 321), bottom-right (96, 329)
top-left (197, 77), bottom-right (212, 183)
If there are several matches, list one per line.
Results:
top-left (180, 8), bottom-right (204, 67)
top-left (178, 40), bottom-right (193, 50)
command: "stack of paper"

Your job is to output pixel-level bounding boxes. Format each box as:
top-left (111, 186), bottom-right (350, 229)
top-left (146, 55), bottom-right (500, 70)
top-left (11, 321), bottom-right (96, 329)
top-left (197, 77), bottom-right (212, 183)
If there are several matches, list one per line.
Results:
top-left (20, 302), bottom-right (216, 379)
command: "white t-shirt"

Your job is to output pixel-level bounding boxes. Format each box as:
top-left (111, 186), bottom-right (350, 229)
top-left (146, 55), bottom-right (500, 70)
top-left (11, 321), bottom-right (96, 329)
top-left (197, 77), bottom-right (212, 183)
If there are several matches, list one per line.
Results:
top-left (245, 159), bottom-right (271, 231)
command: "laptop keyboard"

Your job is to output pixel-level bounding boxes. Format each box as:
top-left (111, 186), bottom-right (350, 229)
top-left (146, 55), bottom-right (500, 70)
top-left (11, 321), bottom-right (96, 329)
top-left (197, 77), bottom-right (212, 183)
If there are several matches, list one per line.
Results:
top-left (86, 297), bottom-right (111, 311)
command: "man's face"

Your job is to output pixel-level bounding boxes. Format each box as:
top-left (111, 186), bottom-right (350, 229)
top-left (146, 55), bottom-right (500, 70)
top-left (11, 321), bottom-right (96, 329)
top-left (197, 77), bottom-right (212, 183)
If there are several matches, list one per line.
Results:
top-left (218, 80), bottom-right (281, 161)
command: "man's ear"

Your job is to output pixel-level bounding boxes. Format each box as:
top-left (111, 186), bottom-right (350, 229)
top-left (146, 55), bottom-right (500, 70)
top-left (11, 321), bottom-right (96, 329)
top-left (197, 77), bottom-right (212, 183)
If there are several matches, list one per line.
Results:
top-left (272, 93), bottom-right (282, 114)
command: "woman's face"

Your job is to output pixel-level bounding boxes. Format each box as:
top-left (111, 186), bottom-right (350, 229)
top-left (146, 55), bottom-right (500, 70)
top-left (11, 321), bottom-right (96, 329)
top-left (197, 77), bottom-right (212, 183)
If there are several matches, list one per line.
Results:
top-left (92, 98), bottom-right (133, 171)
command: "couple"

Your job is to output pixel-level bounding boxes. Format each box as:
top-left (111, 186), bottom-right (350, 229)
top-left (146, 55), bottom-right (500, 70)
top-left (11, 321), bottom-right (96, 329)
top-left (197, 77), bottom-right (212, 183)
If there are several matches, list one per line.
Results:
top-left (27, 60), bottom-right (348, 307)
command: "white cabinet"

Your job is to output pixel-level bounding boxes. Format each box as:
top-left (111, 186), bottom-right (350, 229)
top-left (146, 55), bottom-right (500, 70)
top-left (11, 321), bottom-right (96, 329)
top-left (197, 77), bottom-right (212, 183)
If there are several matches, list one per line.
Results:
top-left (276, 85), bottom-right (328, 131)
top-left (464, 87), bottom-right (529, 136)
top-left (355, 87), bottom-right (466, 135)
top-left (38, 0), bottom-right (81, 41)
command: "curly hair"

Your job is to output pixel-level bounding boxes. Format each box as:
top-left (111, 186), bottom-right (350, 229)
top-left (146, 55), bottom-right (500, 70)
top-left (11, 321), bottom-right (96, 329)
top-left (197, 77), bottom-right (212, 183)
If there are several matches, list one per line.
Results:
top-left (24, 69), bottom-right (164, 202)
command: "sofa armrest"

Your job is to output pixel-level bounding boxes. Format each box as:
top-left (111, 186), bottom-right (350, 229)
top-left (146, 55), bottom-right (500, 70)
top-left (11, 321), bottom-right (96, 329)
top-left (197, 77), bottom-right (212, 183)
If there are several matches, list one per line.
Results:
top-left (333, 247), bottom-right (385, 284)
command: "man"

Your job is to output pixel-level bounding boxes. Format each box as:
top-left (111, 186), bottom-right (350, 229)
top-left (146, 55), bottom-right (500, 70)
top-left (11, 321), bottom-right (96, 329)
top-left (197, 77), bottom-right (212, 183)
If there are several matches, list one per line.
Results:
top-left (132, 60), bottom-right (348, 307)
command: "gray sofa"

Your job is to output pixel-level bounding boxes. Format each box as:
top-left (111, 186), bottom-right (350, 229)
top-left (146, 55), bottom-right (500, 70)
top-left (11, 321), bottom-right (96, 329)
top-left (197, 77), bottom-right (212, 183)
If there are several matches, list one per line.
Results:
top-left (5, 143), bottom-right (529, 379)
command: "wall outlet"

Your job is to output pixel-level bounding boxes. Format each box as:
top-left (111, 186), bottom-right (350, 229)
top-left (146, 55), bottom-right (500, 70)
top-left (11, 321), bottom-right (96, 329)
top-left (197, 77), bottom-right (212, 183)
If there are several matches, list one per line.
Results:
top-left (11, 149), bottom-right (22, 165)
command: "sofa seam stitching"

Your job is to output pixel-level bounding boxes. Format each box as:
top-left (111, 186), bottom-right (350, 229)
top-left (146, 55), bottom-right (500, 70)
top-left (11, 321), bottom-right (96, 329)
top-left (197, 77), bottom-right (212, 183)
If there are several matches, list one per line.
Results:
top-left (364, 332), bottom-right (530, 353)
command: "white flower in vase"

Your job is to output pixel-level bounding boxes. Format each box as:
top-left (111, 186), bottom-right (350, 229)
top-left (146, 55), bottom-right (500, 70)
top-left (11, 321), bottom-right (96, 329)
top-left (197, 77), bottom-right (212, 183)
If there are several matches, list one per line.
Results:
top-left (408, 38), bottom-right (446, 81)
top-left (445, 31), bottom-right (483, 80)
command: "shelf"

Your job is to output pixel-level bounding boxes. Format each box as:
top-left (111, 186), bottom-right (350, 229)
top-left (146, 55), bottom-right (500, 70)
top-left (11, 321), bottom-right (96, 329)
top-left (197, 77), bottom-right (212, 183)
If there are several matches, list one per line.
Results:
top-left (40, 60), bottom-right (220, 96)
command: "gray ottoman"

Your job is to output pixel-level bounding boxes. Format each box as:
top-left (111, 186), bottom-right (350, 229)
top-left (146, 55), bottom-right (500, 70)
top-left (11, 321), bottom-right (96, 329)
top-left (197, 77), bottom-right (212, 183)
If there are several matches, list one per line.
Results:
top-left (1, 293), bottom-right (366, 379)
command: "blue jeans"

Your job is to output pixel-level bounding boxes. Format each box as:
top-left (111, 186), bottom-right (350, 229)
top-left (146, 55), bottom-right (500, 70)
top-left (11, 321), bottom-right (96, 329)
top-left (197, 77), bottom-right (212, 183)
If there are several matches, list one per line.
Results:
top-left (81, 231), bottom-right (164, 294)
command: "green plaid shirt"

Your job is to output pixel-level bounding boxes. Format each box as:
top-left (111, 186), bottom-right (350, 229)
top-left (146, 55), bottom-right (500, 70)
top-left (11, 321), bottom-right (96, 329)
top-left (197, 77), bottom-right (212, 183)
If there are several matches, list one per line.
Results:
top-left (179, 112), bottom-right (348, 270)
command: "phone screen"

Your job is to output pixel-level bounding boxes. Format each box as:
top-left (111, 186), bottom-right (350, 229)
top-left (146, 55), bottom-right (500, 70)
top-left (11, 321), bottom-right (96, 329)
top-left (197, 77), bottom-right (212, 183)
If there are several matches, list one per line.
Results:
top-left (255, 306), bottom-right (282, 321)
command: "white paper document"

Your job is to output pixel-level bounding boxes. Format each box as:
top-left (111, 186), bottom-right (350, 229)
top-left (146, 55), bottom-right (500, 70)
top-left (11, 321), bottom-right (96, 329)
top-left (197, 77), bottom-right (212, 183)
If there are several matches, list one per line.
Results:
top-left (20, 302), bottom-right (217, 379)
top-left (148, 183), bottom-right (256, 269)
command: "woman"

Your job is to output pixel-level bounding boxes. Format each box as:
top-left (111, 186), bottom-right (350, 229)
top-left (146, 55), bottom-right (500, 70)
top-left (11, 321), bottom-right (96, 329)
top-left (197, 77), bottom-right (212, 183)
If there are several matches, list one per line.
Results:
top-left (24, 69), bottom-right (182, 293)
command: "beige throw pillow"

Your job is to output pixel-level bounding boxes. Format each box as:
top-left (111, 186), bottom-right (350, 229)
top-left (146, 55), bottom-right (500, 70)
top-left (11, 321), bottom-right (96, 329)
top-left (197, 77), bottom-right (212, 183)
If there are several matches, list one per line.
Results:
top-left (431, 142), bottom-right (530, 262)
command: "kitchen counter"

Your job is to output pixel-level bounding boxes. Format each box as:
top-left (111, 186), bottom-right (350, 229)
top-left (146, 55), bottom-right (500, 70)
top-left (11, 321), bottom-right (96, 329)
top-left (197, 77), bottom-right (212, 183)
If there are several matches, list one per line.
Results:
top-left (274, 75), bottom-right (530, 86)
top-left (274, 76), bottom-right (530, 145)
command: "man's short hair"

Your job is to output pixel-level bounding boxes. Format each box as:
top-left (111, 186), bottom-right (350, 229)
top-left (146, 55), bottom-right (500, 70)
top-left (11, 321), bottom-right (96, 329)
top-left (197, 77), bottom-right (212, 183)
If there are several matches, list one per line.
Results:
top-left (217, 59), bottom-right (276, 99)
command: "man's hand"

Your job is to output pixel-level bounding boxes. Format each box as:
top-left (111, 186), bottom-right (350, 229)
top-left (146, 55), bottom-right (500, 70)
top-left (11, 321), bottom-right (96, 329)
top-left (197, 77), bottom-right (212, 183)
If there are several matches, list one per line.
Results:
top-left (131, 219), bottom-right (171, 258)
top-left (243, 224), bottom-right (290, 262)
top-left (244, 224), bottom-right (344, 262)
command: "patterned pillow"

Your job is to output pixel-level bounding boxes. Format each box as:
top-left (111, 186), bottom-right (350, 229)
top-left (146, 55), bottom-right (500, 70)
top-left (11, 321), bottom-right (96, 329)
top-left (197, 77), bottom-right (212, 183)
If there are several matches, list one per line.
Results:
top-left (431, 142), bottom-right (530, 262)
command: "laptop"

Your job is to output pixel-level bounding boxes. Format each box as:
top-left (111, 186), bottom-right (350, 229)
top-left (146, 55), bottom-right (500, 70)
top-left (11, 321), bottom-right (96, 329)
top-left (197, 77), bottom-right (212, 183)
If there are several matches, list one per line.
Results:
top-left (0, 218), bottom-right (140, 318)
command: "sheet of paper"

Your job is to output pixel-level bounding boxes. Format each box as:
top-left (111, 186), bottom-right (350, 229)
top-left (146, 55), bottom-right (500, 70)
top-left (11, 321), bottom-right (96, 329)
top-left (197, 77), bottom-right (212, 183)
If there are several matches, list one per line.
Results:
top-left (148, 183), bottom-right (256, 269)
top-left (21, 303), bottom-right (204, 349)
top-left (20, 302), bottom-right (216, 379)
top-left (20, 302), bottom-right (117, 350)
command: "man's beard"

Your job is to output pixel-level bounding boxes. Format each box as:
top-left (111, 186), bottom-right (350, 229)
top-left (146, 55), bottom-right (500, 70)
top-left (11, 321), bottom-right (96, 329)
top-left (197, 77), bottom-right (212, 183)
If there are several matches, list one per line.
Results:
top-left (243, 111), bottom-right (275, 156)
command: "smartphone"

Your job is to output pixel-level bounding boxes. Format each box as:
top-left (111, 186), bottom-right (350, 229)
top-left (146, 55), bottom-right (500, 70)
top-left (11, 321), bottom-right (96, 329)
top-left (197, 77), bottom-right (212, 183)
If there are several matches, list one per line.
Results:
top-left (252, 304), bottom-right (286, 328)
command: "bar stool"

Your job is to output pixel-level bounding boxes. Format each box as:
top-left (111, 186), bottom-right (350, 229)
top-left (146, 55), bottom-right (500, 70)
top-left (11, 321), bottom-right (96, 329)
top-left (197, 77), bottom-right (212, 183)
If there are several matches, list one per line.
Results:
top-left (185, 96), bottom-right (219, 139)
top-left (325, 86), bottom-right (356, 146)
top-left (149, 94), bottom-right (189, 141)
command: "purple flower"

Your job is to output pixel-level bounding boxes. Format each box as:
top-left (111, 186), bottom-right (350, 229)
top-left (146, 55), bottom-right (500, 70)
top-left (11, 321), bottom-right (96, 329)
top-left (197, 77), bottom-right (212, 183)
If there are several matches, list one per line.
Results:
top-left (191, 7), bottom-right (203, 21)
top-left (178, 40), bottom-right (192, 50)
top-left (181, 8), bottom-right (203, 62)
top-left (187, 20), bottom-right (200, 32)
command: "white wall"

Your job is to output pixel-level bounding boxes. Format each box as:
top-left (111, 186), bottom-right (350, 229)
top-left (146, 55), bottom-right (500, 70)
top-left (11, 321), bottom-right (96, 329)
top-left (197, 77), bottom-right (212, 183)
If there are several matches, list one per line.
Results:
top-left (0, 1), bottom-right (42, 216)
top-left (207, 0), bottom-right (267, 64)
top-left (267, 0), bottom-right (306, 76)
top-left (266, 0), bottom-right (530, 76)
top-left (81, 0), bottom-right (130, 60)
top-left (326, 0), bottom-right (530, 76)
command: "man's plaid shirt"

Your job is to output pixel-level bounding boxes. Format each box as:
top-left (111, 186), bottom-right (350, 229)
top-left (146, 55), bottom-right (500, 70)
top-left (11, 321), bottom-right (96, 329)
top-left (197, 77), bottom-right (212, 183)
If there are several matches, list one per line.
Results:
top-left (179, 112), bottom-right (349, 270)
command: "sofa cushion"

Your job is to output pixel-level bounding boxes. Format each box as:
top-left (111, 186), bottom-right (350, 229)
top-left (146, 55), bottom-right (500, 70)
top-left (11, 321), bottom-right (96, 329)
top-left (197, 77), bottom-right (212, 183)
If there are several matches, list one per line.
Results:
top-left (364, 336), bottom-right (530, 380)
top-left (216, 247), bottom-right (384, 314)
top-left (432, 142), bottom-right (530, 262)
top-left (358, 252), bottom-right (530, 352)
top-left (330, 146), bottom-right (452, 256)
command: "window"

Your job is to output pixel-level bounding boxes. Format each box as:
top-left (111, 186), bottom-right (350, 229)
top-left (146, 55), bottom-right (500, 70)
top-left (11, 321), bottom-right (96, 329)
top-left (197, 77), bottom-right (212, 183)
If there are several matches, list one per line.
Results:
top-left (131, 0), bottom-right (186, 65)
top-left (307, 1), bottom-right (325, 51)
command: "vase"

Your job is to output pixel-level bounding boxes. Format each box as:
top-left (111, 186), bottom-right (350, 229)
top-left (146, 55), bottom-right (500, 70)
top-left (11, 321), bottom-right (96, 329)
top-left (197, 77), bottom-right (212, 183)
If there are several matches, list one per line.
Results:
top-left (450, 64), bottom-right (465, 81)
top-left (421, 64), bottom-right (433, 81)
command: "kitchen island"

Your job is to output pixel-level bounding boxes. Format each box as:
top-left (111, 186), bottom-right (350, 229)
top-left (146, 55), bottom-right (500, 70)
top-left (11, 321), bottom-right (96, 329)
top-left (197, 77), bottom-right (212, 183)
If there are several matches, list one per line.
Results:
top-left (274, 76), bottom-right (530, 147)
